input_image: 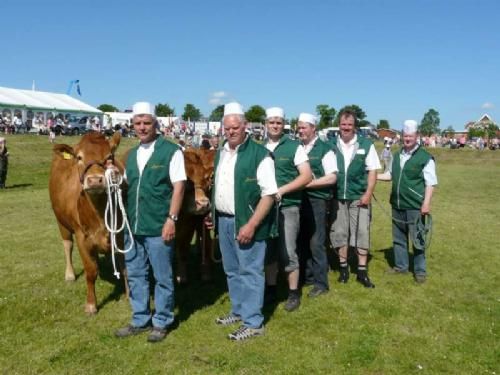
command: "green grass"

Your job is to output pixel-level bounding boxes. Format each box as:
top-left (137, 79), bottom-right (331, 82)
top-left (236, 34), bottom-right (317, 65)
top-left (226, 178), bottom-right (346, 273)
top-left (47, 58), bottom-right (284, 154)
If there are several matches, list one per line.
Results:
top-left (0, 135), bottom-right (499, 374)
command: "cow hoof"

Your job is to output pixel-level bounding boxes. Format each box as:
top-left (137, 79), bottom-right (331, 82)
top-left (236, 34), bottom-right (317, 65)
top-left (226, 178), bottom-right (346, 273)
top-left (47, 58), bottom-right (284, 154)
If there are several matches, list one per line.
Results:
top-left (85, 304), bottom-right (97, 315)
top-left (65, 273), bottom-right (76, 282)
top-left (176, 275), bottom-right (188, 285)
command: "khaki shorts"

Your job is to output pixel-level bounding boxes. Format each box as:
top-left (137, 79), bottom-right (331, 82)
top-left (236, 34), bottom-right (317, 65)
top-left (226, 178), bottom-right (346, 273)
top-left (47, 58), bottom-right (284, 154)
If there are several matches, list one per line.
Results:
top-left (330, 199), bottom-right (371, 249)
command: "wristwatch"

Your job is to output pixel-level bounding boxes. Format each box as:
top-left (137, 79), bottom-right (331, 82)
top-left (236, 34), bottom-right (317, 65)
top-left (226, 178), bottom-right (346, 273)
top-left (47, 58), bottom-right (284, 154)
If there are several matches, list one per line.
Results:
top-left (168, 214), bottom-right (178, 222)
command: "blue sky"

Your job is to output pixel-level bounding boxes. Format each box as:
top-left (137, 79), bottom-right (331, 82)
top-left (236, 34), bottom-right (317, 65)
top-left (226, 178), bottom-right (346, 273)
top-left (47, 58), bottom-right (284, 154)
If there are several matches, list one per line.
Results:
top-left (1, 0), bottom-right (499, 129)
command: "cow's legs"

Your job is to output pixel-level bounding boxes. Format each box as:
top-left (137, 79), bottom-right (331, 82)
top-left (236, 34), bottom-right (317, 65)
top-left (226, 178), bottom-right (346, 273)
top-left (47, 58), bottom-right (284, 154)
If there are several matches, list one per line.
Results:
top-left (175, 219), bottom-right (195, 284)
top-left (75, 233), bottom-right (98, 314)
top-left (198, 219), bottom-right (212, 282)
top-left (57, 222), bottom-right (75, 281)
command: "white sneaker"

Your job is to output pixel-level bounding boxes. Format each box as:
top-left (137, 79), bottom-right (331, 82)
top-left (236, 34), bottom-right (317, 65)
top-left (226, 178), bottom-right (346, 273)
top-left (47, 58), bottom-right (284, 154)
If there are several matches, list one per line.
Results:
top-left (228, 325), bottom-right (264, 341)
top-left (215, 314), bottom-right (241, 326)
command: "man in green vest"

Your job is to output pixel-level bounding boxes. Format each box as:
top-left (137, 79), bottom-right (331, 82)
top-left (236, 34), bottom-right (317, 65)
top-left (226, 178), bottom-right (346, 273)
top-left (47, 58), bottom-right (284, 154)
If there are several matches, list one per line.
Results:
top-left (298, 112), bottom-right (338, 297)
top-left (378, 120), bottom-right (437, 283)
top-left (115, 102), bottom-right (186, 343)
top-left (263, 107), bottom-right (312, 312)
top-left (330, 108), bottom-right (381, 288)
top-left (212, 102), bottom-right (278, 341)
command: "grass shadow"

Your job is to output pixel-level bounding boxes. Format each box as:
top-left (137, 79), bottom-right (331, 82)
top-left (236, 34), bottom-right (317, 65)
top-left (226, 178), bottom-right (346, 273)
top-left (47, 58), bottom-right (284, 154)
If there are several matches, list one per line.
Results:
top-left (4, 183), bottom-right (33, 189)
top-left (96, 255), bottom-right (126, 310)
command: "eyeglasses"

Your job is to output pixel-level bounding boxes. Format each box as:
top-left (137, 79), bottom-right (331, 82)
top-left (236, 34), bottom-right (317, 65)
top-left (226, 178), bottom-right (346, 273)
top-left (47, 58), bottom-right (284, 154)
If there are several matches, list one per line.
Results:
top-left (133, 121), bottom-right (153, 126)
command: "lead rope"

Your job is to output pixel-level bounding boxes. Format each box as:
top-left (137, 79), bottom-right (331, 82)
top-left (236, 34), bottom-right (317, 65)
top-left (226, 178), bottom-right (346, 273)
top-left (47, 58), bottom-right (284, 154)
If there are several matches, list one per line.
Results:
top-left (372, 194), bottom-right (433, 253)
top-left (104, 168), bottom-right (134, 279)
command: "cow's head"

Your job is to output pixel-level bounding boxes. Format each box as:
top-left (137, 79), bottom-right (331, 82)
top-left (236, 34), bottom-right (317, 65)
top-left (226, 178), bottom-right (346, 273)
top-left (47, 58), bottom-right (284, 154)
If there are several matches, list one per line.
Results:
top-left (183, 148), bottom-right (215, 215)
top-left (53, 132), bottom-right (121, 195)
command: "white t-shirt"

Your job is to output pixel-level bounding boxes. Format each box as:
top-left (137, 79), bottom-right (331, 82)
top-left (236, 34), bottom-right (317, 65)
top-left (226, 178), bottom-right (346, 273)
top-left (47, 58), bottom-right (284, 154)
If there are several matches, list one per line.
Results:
top-left (303, 136), bottom-right (338, 175)
top-left (395, 145), bottom-right (438, 186)
top-left (215, 140), bottom-right (278, 215)
top-left (265, 140), bottom-right (309, 167)
top-left (338, 135), bottom-right (381, 171)
top-left (129, 139), bottom-right (186, 183)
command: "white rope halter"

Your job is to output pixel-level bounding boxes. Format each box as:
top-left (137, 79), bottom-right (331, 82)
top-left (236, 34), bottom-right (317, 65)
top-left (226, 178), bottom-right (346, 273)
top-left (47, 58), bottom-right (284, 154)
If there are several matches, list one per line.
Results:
top-left (104, 168), bottom-right (134, 279)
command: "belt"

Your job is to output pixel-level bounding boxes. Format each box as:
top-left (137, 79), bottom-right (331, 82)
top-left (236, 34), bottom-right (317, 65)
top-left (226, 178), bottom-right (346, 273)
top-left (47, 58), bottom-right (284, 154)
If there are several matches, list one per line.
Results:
top-left (217, 211), bottom-right (235, 218)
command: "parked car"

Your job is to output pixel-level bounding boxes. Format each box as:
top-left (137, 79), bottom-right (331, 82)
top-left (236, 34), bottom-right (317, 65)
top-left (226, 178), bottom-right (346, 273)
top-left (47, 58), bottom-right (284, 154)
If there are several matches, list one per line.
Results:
top-left (66, 116), bottom-right (91, 135)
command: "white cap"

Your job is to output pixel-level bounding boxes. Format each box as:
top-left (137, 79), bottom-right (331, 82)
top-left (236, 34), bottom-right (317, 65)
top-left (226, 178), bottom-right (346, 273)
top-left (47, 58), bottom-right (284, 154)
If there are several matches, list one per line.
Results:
top-left (224, 102), bottom-right (244, 117)
top-left (298, 113), bottom-right (317, 126)
top-left (132, 102), bottom-right (154, 116)
top-left (0, 137), bottom-right (5, 143)
top-left (403, 120), bottom-right (418, 134)
top-left (266, 107), bottom-right (284, 119)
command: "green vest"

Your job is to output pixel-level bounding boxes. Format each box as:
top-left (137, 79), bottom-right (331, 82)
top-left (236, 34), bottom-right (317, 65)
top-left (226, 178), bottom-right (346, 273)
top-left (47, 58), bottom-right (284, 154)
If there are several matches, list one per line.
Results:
top-left (333, 136), bottom-right (372, 200)
top-left (126, 137), bottom-right (180, 236)
top-left (304, 138), bottom-right (333, 200)
top-left (213, 137), bottom-right (274, 241)
top-left (266, 135), bottom-right (303, 207)
top-left (390, 146), bottom-right (433, 210)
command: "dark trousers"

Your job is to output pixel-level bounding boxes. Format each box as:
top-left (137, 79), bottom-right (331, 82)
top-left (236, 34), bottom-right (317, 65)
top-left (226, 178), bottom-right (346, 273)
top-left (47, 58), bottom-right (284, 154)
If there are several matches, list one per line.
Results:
top-left (299, 196), bottom-right (329, 290)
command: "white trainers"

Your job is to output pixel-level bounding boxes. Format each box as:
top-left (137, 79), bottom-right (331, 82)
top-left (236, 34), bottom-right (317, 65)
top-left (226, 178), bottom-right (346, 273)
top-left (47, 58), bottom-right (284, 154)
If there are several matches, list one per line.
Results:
top-left (215, 314), bottom-right (241, 326)
top-left (228, 325), bottom-right (264, 341)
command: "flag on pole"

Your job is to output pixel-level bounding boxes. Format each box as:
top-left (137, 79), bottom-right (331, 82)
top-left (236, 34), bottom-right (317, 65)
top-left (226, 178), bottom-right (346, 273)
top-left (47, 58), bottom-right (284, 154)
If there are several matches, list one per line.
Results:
top-left (75, 80), bottom-right (82, 96)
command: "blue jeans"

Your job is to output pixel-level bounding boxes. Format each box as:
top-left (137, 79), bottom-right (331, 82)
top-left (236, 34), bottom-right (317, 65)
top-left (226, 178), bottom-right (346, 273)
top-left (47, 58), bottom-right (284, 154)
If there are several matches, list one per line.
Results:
top-left (392, 209), bottom-right (426, 276)
top-left (125, 234), bottom-right (175, 329)
top-left (300, 197), bottom-right (329, 291)
top-left (218, 215), bottom-right (265, 329)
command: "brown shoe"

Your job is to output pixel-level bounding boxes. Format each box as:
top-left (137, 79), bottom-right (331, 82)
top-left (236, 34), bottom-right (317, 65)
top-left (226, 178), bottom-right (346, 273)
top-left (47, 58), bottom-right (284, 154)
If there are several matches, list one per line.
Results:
top-left (147, 327), bottom-right (168, 343)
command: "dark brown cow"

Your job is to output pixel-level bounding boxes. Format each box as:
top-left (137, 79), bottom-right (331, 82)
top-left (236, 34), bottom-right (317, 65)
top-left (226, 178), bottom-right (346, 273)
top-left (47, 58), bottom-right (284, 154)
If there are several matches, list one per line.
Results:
top-left (176, 147), bottom-right (216, 283)
top-left (49, 132), bottom-right (125, 314)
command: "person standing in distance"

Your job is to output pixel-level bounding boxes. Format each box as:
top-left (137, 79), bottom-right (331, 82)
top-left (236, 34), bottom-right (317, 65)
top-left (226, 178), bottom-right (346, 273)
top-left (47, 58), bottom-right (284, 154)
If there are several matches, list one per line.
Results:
top-left (263, 107), bottom-right (312, 311)
top-left (378, 120), bottom-right (437, 283)
top-left (115, 102), bottom-right (186, 343)
top-left (212, 102), bottom-right (278, 341)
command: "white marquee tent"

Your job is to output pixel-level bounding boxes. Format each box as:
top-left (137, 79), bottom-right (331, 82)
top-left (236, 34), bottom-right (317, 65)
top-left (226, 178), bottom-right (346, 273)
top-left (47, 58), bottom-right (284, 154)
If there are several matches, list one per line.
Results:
top-left (0, 86), bottom-right (101, 114)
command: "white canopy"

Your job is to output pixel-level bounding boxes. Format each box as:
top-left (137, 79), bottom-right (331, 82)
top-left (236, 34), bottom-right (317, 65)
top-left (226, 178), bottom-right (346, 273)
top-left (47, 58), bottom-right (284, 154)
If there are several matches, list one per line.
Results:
top-left (0, 86), bottom-right (101, 114)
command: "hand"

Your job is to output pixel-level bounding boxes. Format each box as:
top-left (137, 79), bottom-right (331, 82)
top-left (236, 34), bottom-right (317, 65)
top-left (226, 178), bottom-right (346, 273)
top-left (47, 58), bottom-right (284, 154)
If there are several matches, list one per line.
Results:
top-left (421, 202), bottom-right (431, 215)
top-left (236, 222), bottom-right (256, 245)
top-left (358, 193), bottom-right (372, 207)
top-left (162, 218), bottom-right (176, 242)
top-left (204, 213), bottom-right (214, 230)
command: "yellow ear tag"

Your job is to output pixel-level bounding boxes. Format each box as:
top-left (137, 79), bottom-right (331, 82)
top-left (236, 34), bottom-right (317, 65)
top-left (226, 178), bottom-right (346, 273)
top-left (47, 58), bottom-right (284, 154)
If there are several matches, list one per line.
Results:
top-left (62, 152), bottom-right (72, 160)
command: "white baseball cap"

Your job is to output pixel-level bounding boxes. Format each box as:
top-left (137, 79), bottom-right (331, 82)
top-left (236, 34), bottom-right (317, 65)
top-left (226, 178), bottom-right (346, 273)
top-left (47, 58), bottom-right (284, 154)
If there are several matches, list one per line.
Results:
top-left (298, 113), bottom-right (317, 126)
top-left (266, 107), bottom-right (285, 119)
top-left (132, 102), bottom-right (154, 116)
top-left (224, 102), bottom-right (244, 116)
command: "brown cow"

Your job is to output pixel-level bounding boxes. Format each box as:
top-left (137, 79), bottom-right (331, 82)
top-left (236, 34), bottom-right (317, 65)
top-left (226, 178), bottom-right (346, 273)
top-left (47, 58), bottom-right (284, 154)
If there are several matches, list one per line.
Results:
top-left (175, 147), bottom-right (216, 283)
top-left (49, 132), bottom-right (126, 314)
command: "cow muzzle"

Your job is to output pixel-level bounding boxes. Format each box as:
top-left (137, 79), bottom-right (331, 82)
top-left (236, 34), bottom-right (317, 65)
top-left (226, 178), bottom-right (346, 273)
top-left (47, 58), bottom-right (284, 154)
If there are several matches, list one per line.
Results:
top-left (83, 173), bottom-right (106, 193)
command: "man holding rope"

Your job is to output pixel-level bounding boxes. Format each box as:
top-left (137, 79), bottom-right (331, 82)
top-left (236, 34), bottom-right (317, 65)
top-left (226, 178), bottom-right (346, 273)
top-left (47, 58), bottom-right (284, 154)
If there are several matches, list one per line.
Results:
top-left (378, 120), bottom-right (437, 284)
top-left (330, 108), bottom-right (381, 288)
top-left (115, 102), bottom-right (186, 343)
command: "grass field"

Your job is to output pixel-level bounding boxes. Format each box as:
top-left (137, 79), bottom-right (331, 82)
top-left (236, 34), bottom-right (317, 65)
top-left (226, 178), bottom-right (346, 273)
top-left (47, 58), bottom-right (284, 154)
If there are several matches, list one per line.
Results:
top-left (0, 134), bottom-right (499, 374)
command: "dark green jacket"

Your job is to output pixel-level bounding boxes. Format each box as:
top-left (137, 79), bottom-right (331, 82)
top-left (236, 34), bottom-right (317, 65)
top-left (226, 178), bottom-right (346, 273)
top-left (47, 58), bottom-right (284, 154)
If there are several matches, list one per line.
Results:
top-left (126, 137), bottom-right (180, 236)
top-left (390, 146), bottom-right (433, 210)
top-left (213, 137), bottom-right (275, 241)
top-left (305, 138), bottom-right (333, 200)
top-left (266, 135), bottom-right (303, 207)
top-left (332, 136), bottom-right (373, 200)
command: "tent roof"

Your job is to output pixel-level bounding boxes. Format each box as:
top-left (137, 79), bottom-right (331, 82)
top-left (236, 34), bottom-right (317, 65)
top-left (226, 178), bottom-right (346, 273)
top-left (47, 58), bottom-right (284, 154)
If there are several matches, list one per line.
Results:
top-left (0, 86), bottom-right (101, 114)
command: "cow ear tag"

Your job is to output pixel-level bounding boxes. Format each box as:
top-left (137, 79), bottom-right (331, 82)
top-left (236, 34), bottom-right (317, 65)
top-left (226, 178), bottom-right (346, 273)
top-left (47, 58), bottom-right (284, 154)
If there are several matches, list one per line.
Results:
top-left (62, 152), bottom-right (72, 160)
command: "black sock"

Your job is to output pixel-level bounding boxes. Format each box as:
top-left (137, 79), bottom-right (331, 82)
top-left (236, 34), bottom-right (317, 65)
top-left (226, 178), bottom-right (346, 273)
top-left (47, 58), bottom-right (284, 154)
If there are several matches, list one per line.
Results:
top-left (358, 266), bottom-right (367, 278)
top-left (289, 288), bottom-right (300, 298)
top-left (340, 261), bottom-right (348, 273)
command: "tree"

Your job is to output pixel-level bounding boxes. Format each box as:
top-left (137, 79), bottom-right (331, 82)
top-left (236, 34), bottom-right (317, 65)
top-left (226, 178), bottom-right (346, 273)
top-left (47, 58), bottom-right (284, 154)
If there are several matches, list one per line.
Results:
top-left (209, 105), bottom-right (224, 122)
top-left (98, 104), bottom-right (119, 112)
top-left (333, 104), bottom-right (367, 127)
top-left (419, 108), bottom-right (440, 136)
top-left (442, 126), bottom-right (455, 137)
top-left (155, 103), bottom-right (175, 117)
top-left (182, 104), bottom-right (202, 122)
top-left (377, 119), bottom-right (390, 129)
top-left (315, 104), bottom-right (336, 129)
top-left (245, 105), bottom-right (266, 123)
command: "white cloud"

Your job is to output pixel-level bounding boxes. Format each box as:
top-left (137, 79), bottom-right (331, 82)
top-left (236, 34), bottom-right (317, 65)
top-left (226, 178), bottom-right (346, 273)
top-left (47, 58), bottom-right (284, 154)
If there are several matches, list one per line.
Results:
top-left (208, 91), bottom-right (227, 106)
top-left (481, 102), bottom-right (494, 109)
